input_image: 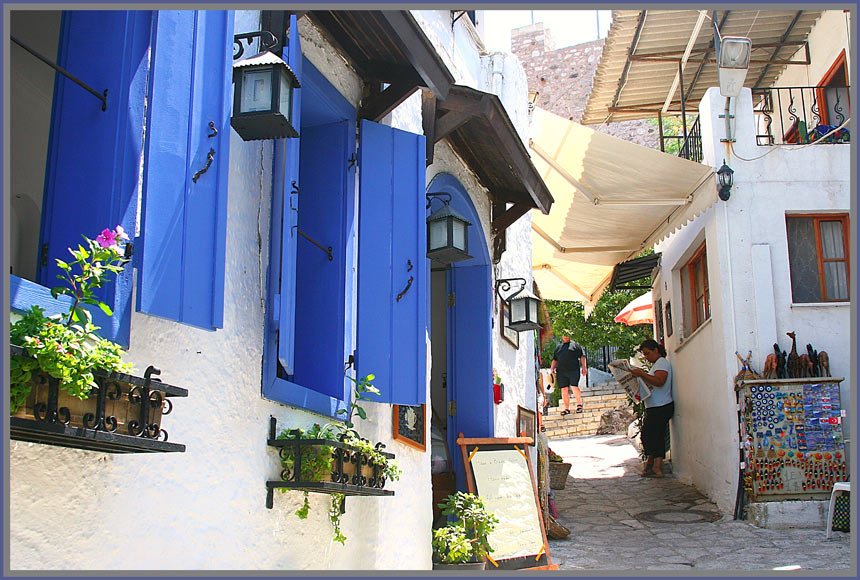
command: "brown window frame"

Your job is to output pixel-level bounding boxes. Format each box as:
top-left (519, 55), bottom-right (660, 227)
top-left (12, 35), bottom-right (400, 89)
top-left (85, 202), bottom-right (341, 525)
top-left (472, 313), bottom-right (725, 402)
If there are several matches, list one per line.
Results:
top-left (682, 242), bottom-right (710, 333)
top-left (786, 213), bottom-right (851, 302)
top-left (815, 50), bottom-right (850, 126)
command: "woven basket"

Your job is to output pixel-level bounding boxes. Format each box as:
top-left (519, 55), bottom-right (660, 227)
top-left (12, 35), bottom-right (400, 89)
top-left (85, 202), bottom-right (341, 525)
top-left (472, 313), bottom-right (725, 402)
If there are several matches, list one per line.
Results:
top-left (548, 461), bottom-right (572, 489)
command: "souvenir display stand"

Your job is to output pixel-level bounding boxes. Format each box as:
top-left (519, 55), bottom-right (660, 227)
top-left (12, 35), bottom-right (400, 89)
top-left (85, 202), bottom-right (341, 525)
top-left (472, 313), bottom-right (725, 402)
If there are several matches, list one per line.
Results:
top-left (736, 377), bottom-right (848, 502)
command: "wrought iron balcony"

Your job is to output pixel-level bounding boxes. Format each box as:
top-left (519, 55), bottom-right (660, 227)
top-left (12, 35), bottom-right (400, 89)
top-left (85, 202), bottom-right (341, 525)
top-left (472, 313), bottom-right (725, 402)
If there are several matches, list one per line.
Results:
top-left (660, 115), bottom-right (703, 164)
top-left (753, 85), bottom-right (851, 146)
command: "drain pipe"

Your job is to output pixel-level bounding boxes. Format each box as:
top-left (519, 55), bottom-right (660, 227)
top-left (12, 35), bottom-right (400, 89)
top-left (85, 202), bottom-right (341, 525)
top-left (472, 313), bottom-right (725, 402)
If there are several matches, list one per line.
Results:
top-left (721, 94), bottom-right (744, 519)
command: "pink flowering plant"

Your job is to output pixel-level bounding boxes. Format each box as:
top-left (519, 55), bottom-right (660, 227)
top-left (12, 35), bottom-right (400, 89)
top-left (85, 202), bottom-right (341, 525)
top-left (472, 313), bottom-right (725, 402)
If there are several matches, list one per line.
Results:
top-left (10, 227), bottom-right (134, 412)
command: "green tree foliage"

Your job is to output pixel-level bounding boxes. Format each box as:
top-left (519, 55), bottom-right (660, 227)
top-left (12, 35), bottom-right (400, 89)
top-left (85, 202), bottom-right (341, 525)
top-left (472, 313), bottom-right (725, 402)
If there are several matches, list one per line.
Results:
top-left (647, 114), bottom-right (697, 155)
top-left (540, 244), bottom-right (657, 372)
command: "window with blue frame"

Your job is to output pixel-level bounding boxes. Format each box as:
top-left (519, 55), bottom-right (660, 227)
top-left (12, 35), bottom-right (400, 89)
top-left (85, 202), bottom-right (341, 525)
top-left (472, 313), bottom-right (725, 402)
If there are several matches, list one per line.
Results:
top-left (262, 19), bottom-right (429, 415)
top-left (9, 9), bottom-right (234, 348)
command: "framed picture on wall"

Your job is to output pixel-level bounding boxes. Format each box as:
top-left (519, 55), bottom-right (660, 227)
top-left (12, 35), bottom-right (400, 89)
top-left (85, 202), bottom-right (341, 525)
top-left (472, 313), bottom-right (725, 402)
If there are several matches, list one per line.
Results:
top-left (500, 301), bottom-right (519, 349)
top-left (516, 406), bottom-right (536, 445)
top-left (393, 404), bottom-right (426, 451)
top-left (665, 301), bottom-right (673, 337)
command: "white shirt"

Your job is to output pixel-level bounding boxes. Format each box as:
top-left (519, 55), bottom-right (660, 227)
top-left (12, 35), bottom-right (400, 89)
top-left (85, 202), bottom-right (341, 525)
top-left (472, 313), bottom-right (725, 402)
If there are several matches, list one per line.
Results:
top-left (641, 357), bottom-right (673, 408)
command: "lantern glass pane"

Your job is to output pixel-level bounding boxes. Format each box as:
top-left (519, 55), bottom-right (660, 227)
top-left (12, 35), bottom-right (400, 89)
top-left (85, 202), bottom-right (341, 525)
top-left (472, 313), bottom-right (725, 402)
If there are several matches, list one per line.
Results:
top-left (278, 72), bottom-right (292, 118)
top-left (429, 219), bottom-right (447, 251)
top-left (510, 296), bottom-right (526, 323)
top-left (241, 68), bottom-right (273, 113)
top-left (528, 298), bottom-right (539, 322)
top-left (452, 219), bottom-right (467, 251)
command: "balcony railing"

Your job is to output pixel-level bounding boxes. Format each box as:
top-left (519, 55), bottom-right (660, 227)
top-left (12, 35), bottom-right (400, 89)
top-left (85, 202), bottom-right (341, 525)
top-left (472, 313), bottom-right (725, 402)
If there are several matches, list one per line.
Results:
top-left (752, 85), bottom-right (851, 146)
top-left (660, 115), bottom-right (703, 163)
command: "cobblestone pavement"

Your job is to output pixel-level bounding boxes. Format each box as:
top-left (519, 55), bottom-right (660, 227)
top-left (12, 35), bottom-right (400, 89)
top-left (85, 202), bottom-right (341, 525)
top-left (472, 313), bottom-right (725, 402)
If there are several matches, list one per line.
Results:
top-left (546, 435), bottom-right (853, 573)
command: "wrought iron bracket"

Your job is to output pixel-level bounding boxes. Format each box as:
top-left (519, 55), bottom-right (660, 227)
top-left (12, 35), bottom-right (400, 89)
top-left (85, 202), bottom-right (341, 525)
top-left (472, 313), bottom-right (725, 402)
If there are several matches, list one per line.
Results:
top-left (450, 10), bottom-right (469, 25)
top-left (426, 191), bottom-right (452, 210)
top-left (233, 30), bottom-right (279, 60)
top-left (495, 277), bottom-right (527, 303)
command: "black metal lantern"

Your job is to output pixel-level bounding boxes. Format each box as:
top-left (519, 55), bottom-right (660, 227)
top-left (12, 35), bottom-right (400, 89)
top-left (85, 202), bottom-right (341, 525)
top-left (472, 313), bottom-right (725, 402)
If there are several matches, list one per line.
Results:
top-left (426, 193), bottom-right (472, 264)
top-left (716, 160), bottom-right (734, 201)
top-left (496, 278), bottom-right (542, 332)
top-left (231, 51), bottom-right (300, 141)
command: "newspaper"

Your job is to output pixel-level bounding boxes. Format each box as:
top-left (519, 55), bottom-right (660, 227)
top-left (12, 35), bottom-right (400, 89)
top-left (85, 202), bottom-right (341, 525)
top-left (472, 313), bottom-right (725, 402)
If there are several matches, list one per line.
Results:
top-left (608, 359), bottom-right (651, 402)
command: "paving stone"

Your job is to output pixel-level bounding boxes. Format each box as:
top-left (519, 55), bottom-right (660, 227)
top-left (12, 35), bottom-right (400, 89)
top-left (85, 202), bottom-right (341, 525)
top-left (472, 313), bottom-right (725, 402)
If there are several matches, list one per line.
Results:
top-left (545, 434), bottom-right (851, 571)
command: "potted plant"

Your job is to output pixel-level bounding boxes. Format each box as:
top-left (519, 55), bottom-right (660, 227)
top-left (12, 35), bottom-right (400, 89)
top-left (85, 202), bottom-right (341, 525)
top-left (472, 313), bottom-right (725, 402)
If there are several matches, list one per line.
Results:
top-left (10, 228), bottom-right (133, 413)
top-left (548, 448), bottom-right (572, 490)
top-left (9, 227), bottom-right (186, 452)
top-left (276, 372), bottom-right (401, 544)
top-left (432, 491), bottom-right (498, 570)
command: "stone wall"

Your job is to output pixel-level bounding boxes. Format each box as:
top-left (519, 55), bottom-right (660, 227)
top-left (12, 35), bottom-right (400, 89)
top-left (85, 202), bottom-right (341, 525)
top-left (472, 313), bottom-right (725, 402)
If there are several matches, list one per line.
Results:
top-left (542, 379), bottom-right (633, 439)
top-left (510, 23), bottom-right (659, 149)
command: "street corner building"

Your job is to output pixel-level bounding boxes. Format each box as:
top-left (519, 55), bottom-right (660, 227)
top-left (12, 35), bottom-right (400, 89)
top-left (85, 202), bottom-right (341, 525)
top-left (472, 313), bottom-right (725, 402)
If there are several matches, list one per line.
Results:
top-left (8, 9), bottom-right (553, 570)
top-left (574, 8), bottom-right (852, 526)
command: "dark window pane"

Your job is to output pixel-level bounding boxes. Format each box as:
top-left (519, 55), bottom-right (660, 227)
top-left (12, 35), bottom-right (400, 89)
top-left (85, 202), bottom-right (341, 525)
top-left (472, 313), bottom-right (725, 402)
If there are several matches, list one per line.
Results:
top-left (786, 217), bottom-right (821, 302)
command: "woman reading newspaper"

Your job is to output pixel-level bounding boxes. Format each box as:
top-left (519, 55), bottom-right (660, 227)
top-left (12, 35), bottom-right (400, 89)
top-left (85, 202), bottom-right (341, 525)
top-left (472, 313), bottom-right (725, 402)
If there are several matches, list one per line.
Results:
top-left (629, 340), bottom-right (674, 478)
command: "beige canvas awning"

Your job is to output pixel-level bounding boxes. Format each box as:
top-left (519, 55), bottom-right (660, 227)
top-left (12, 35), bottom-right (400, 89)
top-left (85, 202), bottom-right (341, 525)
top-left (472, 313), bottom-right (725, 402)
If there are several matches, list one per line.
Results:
top-left (529, 107), bottom-right (716, 310)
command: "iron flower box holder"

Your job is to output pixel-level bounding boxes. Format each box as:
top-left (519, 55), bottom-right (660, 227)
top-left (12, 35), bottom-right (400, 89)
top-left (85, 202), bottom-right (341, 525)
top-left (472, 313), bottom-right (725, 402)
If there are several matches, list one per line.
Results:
top-left (10, 344), bottom-right (188, 454)
top-left (265, 417), bottom-right (395, 509)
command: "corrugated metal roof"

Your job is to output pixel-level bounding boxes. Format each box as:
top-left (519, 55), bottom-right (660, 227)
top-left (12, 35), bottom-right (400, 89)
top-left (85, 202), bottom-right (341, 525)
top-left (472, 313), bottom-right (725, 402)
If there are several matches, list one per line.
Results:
top-left (583, 9), bottom-right (824, 124)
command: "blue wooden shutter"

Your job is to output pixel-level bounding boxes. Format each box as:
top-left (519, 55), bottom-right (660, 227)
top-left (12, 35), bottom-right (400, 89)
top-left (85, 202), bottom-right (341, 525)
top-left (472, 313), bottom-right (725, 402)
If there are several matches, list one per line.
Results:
top-left (137, 10), bottom-right (234, 329)
top-left (356, 120), bottom-right (427, 405)
top-left (277, 14), bottom-right (302, 376)
top-left (38, 10), bottom-right (152, 347)
top-left (291, 120), bottom-right (351, 398)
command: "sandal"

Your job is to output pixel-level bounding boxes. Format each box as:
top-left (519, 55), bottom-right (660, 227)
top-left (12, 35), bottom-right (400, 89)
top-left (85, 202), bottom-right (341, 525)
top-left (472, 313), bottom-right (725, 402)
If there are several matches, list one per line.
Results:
top-left (560, 409), bottom-right (571, 416)
top-left (575, 405), bottom-right (584, 413)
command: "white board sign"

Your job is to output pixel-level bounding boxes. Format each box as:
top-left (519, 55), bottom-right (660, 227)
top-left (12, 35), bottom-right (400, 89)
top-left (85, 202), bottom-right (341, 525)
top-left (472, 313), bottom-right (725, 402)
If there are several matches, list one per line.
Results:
top-left (469, 448), bottom-right (545, 560)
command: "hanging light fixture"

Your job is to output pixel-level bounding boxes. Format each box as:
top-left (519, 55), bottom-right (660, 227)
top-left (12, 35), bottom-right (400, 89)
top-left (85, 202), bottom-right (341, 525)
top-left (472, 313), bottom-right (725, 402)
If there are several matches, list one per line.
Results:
top-left (716, 160), bottom-right (734, 201)
top-left (717, 36), bottom-right (751, 97)
top-left (495, 278), bottom-right (542, 332)
top-left (231, 51), bottom-right (300, 141)
top-left (426, 192), bottom-right (472, 264)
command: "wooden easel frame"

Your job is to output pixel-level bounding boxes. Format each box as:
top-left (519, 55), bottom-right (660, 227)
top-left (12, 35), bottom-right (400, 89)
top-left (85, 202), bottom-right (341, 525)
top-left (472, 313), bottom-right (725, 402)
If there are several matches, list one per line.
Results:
top-left (456, 433), bottom-right (558, 571)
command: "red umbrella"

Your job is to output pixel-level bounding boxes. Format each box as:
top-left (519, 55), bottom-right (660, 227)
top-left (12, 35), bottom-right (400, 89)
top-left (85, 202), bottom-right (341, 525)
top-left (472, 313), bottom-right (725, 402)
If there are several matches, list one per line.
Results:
top-left (614, 291), bottom-right (654, 326)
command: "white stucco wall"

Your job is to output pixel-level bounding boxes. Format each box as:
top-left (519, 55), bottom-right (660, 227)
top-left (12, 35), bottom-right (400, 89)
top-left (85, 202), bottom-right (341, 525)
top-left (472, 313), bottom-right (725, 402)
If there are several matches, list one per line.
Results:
top-left (775, 10), bottom-right (851, 88)
top-left (9, 9), bottom-right (539, 571)
top-left (656, 84), bottom-right (852, 514)
top-left (415, 9), bottom-right (539, 442)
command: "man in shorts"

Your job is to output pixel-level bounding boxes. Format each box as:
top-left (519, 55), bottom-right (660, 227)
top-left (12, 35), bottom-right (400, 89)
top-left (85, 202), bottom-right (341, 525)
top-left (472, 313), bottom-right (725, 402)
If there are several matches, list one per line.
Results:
top-left (550, 335), bottom-right (587, 415)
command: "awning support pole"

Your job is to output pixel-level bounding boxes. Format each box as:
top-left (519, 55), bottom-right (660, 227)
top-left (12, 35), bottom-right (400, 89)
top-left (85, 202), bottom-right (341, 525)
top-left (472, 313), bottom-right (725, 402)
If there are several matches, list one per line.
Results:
top-left (679, 59), bottom-right (688, 152)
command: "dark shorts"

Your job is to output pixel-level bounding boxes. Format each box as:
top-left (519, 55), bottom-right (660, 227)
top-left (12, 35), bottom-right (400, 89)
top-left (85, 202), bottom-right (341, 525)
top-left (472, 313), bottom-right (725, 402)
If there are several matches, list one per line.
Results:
top-left (556, 369), bottom-right (581, 389)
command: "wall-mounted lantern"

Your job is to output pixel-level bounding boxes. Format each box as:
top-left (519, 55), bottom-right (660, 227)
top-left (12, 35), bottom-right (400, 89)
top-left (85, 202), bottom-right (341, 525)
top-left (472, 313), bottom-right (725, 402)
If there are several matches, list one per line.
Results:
top-left (716, 160), bottom-right (734, 201)
top-left (495, 278), bottom-right (542, 332)
top-left (426, 192), bottom-right (472, 265)
top-left (717, 36), bottom-right (751, 98)
top-left (231, 51), bottom-right (300, 141)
